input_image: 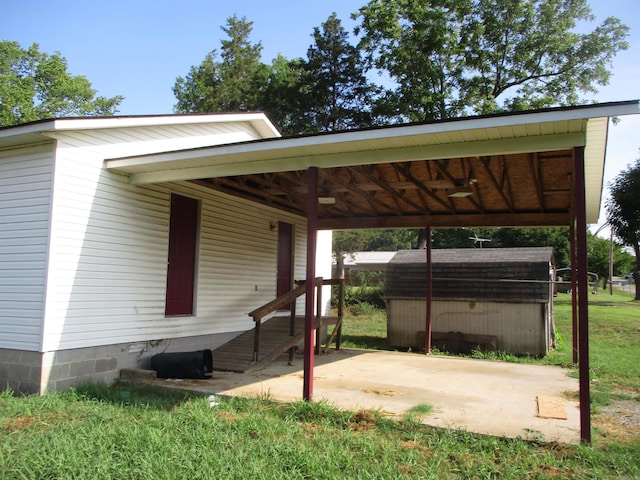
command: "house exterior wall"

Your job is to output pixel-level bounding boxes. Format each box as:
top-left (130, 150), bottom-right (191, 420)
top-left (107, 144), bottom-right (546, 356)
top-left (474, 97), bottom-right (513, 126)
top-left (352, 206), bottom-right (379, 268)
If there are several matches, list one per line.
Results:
top-left (0, 120), bottom-right (333, 394)
top-left (387, 299), bottom-right (549, 356)
top-left (41, 125), bottom-right (312, 352)
top-left (31, 180), bottom-right (322, 392)
top-left (0, 143), bottom-right (54, 352)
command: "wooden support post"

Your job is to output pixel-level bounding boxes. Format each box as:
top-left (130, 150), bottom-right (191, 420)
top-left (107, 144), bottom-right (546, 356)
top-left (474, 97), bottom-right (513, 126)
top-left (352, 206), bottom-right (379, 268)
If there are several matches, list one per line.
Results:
top-left (574, 146), bottom-right (591, 444)
top-left (303, 167), bottom-right (318, 402)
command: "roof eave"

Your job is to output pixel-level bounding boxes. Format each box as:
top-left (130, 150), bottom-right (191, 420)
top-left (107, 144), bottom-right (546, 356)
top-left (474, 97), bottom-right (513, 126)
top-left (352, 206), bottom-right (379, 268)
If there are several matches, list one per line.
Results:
top-left (0, 112), bottom-right (280, 149)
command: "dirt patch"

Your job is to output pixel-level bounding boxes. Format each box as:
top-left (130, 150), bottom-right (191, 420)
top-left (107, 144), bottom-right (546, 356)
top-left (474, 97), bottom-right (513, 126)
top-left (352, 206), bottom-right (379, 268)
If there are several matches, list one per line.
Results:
top-left (594, 399), bottom-right (640, 444)
top-left (346, 410), bottom-right (378, 431)
top-left (362, 388), bottom-right (401, 396)
top-left (590, 301), bottom-right (640, 308)
top-left (215, 411), bottom-right (249, 422)
top-left (401, 440), bottom-right (434, 456)
top-left (2, 416), bottom-right (36, 433)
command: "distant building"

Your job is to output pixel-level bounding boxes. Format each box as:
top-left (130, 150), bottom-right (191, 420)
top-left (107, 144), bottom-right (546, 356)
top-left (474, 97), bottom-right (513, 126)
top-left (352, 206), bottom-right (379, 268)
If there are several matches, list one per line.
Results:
top-left (333, 251), bottom-right (396, 284)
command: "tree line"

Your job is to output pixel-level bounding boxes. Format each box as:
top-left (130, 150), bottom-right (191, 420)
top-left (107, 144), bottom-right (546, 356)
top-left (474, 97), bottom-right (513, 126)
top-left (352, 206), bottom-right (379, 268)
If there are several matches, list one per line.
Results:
top-left (173, 1), bottom-right (629, 134)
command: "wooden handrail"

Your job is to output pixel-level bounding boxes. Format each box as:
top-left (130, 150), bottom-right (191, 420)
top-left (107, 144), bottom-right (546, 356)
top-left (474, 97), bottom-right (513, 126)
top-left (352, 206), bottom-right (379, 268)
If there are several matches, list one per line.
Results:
top-left (248, 277), bottom-right (343, 363)
top-left (248, 282), bottom-right (307, 321)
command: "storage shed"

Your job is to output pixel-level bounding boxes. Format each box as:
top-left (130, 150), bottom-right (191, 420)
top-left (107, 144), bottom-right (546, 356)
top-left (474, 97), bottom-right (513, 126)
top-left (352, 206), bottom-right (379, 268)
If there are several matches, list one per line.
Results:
top-left (385, 247), bottom-right (555, 356)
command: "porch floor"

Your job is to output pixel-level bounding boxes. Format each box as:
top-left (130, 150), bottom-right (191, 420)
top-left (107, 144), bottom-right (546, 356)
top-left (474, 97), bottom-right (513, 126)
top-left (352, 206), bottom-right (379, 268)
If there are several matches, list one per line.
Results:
top-left (212, 315), bottom-right (338, 373)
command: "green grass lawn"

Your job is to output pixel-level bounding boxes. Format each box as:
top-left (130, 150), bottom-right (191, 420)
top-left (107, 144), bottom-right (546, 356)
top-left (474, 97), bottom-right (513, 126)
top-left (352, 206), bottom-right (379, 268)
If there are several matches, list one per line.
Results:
top-left (550, 291), bottom-right (640, 402)
top-left (1, 290), bottom-right (639, 479)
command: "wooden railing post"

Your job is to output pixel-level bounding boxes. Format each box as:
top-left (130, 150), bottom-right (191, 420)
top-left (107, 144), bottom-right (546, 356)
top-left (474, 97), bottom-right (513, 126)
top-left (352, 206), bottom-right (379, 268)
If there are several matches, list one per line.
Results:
top-left (321, 278), bottom-right (345, 354)
top-left (315, 278), bottom-right (323, 355)
top-left (337, 278), bottom-right (344, 349)
top-left (253, 316), bottom-right (261, 363)
top-left (249, 277), bottom-right (344, 364)
top-left (288, 296), bottom-right (297, 364)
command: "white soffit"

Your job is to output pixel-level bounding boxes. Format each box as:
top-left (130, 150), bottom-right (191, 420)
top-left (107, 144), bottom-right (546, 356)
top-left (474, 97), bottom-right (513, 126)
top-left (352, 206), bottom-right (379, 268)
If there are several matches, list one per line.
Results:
top-left (584, 116), bottom-right (609, 223)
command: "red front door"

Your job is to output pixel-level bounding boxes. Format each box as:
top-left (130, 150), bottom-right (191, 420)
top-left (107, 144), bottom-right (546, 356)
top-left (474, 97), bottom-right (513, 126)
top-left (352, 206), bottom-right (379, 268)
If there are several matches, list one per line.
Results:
top-left (276, 222), bottom-right (294, 300)
top-left (165, 194), bottom-right (198, 316)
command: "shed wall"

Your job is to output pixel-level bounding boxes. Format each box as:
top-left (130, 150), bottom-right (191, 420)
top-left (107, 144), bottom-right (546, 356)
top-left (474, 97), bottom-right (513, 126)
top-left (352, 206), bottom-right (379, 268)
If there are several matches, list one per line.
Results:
top-left (387, 299), bottom-right (549, 356)
top-left (0, 143), bottom-right (54, 351)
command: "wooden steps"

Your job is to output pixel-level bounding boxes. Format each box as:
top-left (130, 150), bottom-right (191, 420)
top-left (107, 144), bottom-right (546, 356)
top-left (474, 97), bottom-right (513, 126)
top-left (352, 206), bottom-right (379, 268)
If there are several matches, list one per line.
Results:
top-left (212, 315), bottom-right (339, 373)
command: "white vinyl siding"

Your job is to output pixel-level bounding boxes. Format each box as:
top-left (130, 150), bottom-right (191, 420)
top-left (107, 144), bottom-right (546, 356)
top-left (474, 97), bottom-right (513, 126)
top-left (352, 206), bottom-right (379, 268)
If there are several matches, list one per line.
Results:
top-left (0, 144), bottom-right (54, 351)
top-left (44, 177), bottom-right (308, 350)
top-left (42, 125), bottom-right (311, 351)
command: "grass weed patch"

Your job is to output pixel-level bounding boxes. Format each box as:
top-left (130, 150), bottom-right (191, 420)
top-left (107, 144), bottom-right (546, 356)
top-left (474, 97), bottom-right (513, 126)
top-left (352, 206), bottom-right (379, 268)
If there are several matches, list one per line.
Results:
top-left (340, 305), bottom-right (389, 350)
top-left (2, 386), bottom-right (640, 479)
top-left (3, 289), bottom-right (639, 478)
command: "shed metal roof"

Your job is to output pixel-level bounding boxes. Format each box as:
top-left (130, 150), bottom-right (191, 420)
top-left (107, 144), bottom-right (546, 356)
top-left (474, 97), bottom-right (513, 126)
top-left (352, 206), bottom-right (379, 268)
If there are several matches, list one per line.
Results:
top-left (386, 247), bottom-right (555, 303)
top-left (389, 247), bottom-right (555, 265)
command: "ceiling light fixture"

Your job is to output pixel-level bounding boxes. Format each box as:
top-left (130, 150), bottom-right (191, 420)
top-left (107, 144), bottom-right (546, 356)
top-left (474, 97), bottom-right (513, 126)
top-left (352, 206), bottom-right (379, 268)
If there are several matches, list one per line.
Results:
top-left (318, 196), bottom-right (336, 205)
top-left (448, 187), bottom-right (473, 198)
top-left (448, 178), bottom-right (477, 197)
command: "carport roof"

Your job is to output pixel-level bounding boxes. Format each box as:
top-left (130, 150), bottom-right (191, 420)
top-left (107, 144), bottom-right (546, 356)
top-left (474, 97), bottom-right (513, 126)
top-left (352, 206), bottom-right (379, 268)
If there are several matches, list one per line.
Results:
top-left (106, 100), bottom-right (640, 229)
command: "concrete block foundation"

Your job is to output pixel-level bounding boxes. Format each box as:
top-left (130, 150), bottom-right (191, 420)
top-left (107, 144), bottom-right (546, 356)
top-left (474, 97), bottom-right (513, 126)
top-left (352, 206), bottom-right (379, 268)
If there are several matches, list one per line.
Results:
top-left (0, 331), bottom-right (241, 395)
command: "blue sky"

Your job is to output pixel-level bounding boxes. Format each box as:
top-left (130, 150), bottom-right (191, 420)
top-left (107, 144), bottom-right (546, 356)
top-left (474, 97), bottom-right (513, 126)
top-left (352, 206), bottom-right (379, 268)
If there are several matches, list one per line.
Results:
top-left (2, 0), bottom-right (639, 227)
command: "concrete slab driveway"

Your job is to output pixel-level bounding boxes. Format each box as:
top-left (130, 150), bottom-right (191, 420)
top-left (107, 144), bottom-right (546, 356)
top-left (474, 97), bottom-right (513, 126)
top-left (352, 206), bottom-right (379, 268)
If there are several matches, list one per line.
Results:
top-left (158, 348), bottom-right (580, 444)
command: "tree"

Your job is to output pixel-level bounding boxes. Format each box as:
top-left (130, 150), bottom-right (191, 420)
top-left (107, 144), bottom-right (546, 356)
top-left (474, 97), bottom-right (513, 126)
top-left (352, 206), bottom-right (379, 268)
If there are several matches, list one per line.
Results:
top-left (173, 14), bottom-right (381, 136)
top-left (586, 233), bottom-right (633, 290)
top-left (606, 159), bottom-right (640, 300)
top-left (301, 13), bottom-right (379, 132)
top-left (257, 54), bottom-right (309, 134)
top-left (0, 41), bottom-right (123, 126)
top-left (173, 15), bottom-right (266, 113)
top-left (353, 0), bottom-right (629, 121)
top-left (333, 228), bottom-right (417, 278)
top-left (355, 0), bottom-right (468, 121)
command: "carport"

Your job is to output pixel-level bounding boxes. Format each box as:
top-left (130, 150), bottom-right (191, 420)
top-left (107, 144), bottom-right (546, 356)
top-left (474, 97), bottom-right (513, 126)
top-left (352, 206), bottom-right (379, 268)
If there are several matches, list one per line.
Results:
top-left (107, 100), bottom-right (640, 443)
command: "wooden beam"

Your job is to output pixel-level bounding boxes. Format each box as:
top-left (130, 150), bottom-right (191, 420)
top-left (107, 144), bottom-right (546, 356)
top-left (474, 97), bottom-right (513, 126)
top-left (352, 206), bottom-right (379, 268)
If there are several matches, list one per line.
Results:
top-left (193, 179), bottom-right (306, 216)
top-left (347, 165), bottom-right (428, 214)
top-left (480, 156), bottom-right (514, 212)
top-left (466, 159), bottom-right (487, 213)
top-left (339, 168), bottom-right (403, 215)
top-left (528, 153), bottom-right (545, 211)
top-left (392, 163), bottom-right (455, 213)
top-left (318, 212), bottom-right (571, 230)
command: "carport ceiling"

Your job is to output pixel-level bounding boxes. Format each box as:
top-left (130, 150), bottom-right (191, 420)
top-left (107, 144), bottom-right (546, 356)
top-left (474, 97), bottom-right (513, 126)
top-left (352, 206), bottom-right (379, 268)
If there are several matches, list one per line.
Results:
top-left (106, 101), bottom-right (640, 230)
top-left (194, 148), bottom-right (575, 229)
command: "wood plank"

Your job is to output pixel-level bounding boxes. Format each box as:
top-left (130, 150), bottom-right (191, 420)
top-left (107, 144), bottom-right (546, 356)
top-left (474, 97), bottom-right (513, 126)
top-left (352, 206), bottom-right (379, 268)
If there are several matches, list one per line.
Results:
top-left (212, 315), bottom-right (337, 373)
